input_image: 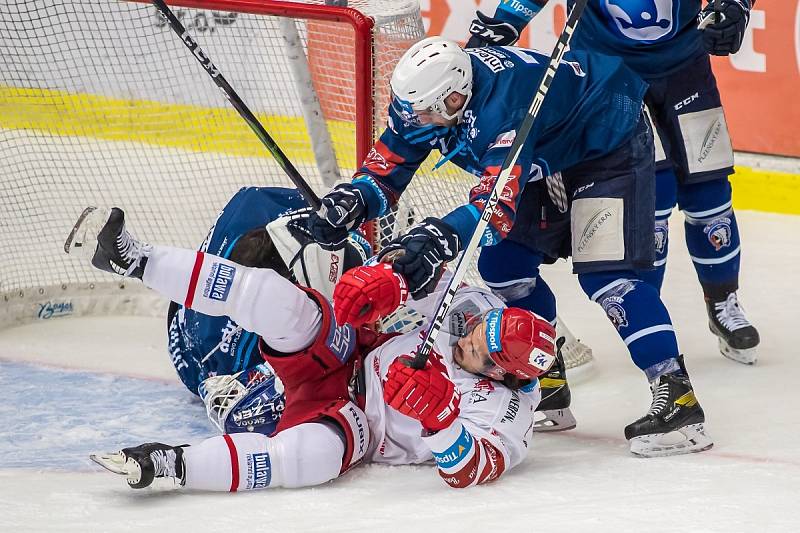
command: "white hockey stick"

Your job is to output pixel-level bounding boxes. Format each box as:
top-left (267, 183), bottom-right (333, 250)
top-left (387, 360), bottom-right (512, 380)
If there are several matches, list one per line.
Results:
top-left (410, 0), bottom-right (589, 368)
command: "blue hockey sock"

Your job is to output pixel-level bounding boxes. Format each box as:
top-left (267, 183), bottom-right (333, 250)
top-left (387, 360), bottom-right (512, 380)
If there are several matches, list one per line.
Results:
top-left (636, 167), bottom-right (678, 292)
top-left (579, 271), bottom-right (679, 371)
top-left (478, 240), bottom-right (556, 323)
top-left (678, 178), bottom-right (741, 297)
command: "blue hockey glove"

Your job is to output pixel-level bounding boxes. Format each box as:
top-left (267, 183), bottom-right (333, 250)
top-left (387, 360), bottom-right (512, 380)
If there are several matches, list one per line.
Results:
top-left (308, 183), bottom-right (368, 250)
top-left (378, 217), bottom-right (460, 300)
top-left (465, 11), bottom-right (521, 48)
top-left (698, 0), bottom-right (751, 56)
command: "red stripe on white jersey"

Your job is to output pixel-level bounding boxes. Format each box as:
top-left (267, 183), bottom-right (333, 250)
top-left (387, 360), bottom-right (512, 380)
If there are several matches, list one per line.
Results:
top-left (222, 434), bottom-right (239, 492)
top-left (476, 438), bottom-right (506, 484)
top-left (184, 251), bottom-right (205, 309)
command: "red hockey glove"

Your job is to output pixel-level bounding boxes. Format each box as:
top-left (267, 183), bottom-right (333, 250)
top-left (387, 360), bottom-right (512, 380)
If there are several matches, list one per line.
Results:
top-left (333, 263), bottom-right (409, 327)
top-left (383, 357), bottom-right (461, 432)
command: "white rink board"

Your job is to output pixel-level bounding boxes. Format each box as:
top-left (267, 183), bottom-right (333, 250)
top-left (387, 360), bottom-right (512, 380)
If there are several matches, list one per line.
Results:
top-left (0, 206), bottom-right (797, 532)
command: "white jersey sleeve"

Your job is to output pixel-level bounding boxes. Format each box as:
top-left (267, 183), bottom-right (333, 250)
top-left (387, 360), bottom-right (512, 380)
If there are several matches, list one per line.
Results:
top-left (422, 379), bottom-right (539, 488)
top-left (143, 245), bottom-right (321, 352)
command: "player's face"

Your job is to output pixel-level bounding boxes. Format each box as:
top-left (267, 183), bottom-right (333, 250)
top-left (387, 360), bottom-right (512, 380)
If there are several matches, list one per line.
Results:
top-left (453, 321), bottom-right (506, 381)
top-left (416, 109), bottom-right (458, 128)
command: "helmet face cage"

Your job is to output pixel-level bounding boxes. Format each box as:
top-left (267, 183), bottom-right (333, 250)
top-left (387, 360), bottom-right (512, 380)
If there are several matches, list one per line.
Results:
top-left (389, 94), bottom-right (425, 127)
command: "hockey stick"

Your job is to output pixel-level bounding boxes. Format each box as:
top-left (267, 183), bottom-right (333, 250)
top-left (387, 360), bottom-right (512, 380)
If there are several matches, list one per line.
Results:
top-left (410, 0), bottom-right (589, 369)
top-left (698, 0), bottom-right (725, 29)
top-left (150, 0), bottom-right (321, 209)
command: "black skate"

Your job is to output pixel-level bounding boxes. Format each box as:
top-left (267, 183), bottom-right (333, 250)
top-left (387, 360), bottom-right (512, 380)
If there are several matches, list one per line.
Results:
top-left (534, 338), bottom-right (576, 432)
top-left (90, 207), bottom-right (151, 279)
top-left (624, 357), bottom-right (713, 457)
top-left (91, 442), bottom-right (187, 489)
top-left (706, 292), bottom-right (759, 365)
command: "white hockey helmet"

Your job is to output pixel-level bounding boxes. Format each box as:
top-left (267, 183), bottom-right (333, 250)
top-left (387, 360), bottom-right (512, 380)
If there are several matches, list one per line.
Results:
top-left (390, 36), bottom-right (472, 124)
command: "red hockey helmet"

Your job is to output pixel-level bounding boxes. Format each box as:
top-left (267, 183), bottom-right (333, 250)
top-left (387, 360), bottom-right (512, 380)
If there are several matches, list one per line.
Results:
top-left (481, 308), bottom-right (557, 380)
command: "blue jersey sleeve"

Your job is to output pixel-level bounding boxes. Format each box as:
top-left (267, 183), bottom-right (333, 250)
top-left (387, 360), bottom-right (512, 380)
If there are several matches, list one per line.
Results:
top-left (493, 0), bottom-right (546, 29)
top-left (350, 107), bottom-right (450, 220)
top-left (442, 140), bottom-right (537, 247)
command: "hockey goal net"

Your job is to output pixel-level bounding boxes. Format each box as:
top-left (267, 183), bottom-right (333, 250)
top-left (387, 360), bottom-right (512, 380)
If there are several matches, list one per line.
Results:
top-left (0, 0), bottom-right (592, 370)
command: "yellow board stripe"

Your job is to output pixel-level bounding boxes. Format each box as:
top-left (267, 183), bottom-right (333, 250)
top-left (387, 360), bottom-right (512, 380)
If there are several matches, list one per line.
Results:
top-left (731, 166), bottom-right (800, 216)
top-left (3, 86), bottom-right (800, 215)
top-left (0, 85), bottom-right (357, 168)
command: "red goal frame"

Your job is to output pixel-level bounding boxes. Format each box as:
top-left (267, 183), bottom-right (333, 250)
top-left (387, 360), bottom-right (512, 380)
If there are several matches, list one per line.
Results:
top-left (127, 0), bottom-right (376, 167)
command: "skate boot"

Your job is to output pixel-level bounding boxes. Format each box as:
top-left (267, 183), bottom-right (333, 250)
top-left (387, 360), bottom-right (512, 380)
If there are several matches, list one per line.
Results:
top-left (534, 337), bottom-right (576, 432)
top-left (91, 442), bottom-right (187, 489)
top-left (91, 207), bottom-right (152, 279)
top-left (706, 292), bottom-right (759, 365)
top-left (625, 357), bottom-right (713, 457)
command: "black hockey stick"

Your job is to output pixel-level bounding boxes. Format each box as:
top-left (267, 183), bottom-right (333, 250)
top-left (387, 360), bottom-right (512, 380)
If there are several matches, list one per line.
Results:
top-left (698, 0), bottom-right (726, 29)
top-left (410, 0), bottom-right (589, 369)
top-left (151, 0), bottom-right (321, 209)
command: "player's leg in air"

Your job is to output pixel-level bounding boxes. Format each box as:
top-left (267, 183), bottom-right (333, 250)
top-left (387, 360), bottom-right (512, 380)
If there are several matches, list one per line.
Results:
top-left (478, 221), bottom-right (577, 432)
top-left (643, 55), bottom-right (759, 365)
top-left (86, 207), bottom-right (369, 490)
top-left (565, 112), bottom-right (712, 457)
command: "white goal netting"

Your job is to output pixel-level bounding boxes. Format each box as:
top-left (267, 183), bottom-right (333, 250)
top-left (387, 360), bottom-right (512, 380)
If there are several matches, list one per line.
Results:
top-left (0, 0), bottom-right (477, 328)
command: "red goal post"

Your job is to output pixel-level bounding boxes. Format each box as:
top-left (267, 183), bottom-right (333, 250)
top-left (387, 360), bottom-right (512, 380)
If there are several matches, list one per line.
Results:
top-left (129, 0), bottom-right (380, 168)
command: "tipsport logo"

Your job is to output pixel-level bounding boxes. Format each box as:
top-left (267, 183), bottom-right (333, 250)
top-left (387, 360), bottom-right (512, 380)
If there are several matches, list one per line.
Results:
top-left (603, 0), bottom-right (676, 43)
top-left (484, 309), bottom-right (504, 354)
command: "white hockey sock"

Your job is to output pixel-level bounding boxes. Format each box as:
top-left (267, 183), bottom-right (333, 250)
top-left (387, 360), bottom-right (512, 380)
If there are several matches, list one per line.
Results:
top-left (183, 423), bottom-right (344, 491)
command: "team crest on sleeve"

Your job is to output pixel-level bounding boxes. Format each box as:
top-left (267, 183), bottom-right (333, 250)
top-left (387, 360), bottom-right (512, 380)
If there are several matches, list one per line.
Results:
top-left (204, 262), bottom-right (236, 301)
top-left (603, 0), bottom-right (676, 43)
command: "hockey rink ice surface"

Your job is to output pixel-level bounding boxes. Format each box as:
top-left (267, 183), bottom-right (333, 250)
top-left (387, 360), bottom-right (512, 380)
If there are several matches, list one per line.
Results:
top-left (0, 209), bottom-right (797, 532)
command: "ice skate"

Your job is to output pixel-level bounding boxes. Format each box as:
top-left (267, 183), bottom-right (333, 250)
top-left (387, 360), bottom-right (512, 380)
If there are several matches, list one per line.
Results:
top-left (706, 292), bottom-right (759, 365)
top-left (625, 357), bottom-right (713, 457)
top-left (91, 442), bottom-right (186, 489)
top-left (89, 207), bottom-right (152, 279)
top-left (534, 338), bottom-right (576, 432)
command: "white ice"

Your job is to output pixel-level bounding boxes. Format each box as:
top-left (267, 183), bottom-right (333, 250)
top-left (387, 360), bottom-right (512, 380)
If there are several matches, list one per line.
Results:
top-left (0, 209), bottom-right (797, 532)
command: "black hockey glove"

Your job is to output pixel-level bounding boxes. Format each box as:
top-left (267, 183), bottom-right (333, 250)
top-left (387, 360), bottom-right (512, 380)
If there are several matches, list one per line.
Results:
top-left (698, 0), bottom-right (751, 56)
top-left (465, 11), bottom-right (521, 48)
top-left (308, 183), bottom-right (368, 250)
top-left (378, 217), bottom-right (461, 300)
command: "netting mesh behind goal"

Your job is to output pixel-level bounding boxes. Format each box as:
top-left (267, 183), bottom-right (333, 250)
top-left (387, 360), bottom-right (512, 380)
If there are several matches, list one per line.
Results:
top-left (0, 0), bottom-right (478, 328)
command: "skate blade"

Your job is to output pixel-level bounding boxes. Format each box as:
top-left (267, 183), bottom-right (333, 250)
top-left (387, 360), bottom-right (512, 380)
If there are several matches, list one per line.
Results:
top-left (64, 206), bottom-right (109, 255)
top-left (719, 338), bottom-right (757, 365)
top-left (629, 423), bottom-right (714, 458)
top-left (90, 452), bottom-right (141, 484)
top-left (533, 408), bottom-right (577, 432)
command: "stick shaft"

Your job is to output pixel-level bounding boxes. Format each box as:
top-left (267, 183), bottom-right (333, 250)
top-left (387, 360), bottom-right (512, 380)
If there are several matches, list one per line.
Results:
top-left (151, 0), bottom-right (322, 209)
top-left (411, 0), bottom-right (589, 368)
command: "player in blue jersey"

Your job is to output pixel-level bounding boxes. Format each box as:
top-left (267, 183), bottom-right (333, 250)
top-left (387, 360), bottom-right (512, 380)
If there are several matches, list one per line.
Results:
top-left (309, 37), bottom-right (712, 457)
top-left (466, 0), bottom-right (759, 366)
top-left (167, 186), bottom-right (369, 435)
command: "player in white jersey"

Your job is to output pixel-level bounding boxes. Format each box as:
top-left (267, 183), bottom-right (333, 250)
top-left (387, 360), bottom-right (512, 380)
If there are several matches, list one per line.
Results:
top-left (87, 208), bottom-right (556, 490)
